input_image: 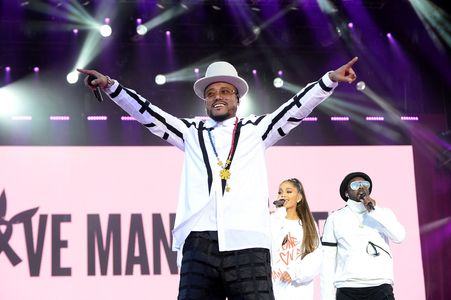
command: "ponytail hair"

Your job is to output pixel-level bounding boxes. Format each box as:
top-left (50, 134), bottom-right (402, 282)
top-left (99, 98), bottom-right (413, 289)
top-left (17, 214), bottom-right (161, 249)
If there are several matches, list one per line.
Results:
top-left (285, 178), bottom-right (319, 259)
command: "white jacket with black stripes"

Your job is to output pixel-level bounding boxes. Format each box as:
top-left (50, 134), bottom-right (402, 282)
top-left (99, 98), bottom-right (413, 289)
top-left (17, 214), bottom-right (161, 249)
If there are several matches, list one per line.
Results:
top-left (104, 73), bottom-right (337, 255)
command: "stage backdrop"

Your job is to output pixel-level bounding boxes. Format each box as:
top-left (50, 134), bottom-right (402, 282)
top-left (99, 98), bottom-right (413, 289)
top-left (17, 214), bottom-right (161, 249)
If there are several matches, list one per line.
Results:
top-left (0, 146), bottom-right (424, 299)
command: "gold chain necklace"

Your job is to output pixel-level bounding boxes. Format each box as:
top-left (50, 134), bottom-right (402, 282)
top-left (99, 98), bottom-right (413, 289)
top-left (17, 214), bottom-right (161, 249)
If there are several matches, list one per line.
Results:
top-left (207, 117), bottom-right (238, 192)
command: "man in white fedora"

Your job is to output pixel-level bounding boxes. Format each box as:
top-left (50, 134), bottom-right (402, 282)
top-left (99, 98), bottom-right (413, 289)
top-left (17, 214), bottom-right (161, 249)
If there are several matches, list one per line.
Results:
top-left (78, 57), bottom-right (358, 300)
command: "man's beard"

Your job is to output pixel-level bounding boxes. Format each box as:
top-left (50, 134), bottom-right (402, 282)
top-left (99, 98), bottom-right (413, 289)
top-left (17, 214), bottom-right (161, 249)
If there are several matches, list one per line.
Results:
top-left (207, 109), bottom-right (231, 122)
top-left (210, 113), bottom-right (230, 122)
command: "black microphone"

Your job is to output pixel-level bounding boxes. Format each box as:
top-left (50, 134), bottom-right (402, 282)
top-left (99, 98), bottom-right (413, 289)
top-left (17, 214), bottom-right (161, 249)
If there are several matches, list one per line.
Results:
top-left (273, 199), bottom-right (285, 208)
top-left (359, 191), bottom-right (374, 211)
top-left (87, 74), bottom-right (103, 102)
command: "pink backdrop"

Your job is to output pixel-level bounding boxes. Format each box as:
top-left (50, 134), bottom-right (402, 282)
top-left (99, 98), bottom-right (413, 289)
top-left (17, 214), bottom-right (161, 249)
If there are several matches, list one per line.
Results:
top-left (0, 146), bottom-right (424, 299)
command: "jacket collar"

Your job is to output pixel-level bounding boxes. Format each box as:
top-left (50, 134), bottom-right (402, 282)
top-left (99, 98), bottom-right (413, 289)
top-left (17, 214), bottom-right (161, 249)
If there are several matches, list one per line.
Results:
top-left (347, 199), bottom-right (367, 213)
top-left (205, 116), bottom-right (238, 129)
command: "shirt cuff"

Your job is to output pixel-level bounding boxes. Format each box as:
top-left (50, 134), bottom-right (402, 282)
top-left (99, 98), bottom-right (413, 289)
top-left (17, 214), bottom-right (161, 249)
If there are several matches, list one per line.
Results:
top-left (104, 79), bottom-right (120, 95)
top-left (323, 72), bottom-right (339, 89)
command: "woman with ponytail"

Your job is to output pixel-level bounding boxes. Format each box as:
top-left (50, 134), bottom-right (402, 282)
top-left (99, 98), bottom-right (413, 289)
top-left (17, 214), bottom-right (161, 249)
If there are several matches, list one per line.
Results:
top-left (270, 178), bottom-right (322, 299)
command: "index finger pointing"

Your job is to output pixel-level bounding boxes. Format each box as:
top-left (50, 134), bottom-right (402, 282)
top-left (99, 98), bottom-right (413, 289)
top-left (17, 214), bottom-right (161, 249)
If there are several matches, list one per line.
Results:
top-left (77, 68), bottom-right (95, 75)
top-left (346, 57), bottom-right (358, 67)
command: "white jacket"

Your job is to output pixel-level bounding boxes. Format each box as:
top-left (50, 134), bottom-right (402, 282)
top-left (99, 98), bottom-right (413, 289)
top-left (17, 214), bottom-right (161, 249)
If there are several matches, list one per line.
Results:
top-left (320, 200), bottom-right (406, 300)
top-left (105, 73), bottom-right (337, 254)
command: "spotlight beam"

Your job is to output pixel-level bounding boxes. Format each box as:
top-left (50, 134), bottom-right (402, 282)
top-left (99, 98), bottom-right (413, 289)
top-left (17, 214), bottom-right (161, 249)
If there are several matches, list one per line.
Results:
top-left (409, 0), bottom-right (451, 51)
top-left (27, 0), bottom-right (98, 28)
top-left (277, 80), bottom-right (402, 140)
top-left (140, 3), bottom-right (199, 34)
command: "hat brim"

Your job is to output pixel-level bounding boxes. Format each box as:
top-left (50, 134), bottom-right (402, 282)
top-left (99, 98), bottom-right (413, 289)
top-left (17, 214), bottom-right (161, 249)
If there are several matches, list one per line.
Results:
top-left (193, 75), bottom-right (249, 100)
top-left (339, 172), bottom-right (373, 201)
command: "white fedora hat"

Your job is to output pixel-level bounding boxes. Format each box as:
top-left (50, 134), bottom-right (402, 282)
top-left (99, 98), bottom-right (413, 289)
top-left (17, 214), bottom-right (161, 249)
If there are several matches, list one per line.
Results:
top-left (193, 61), bottom-right (249, 100)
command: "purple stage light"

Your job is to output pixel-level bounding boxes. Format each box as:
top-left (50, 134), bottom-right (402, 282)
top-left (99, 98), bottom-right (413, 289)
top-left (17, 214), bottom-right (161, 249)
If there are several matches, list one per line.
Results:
top-left (366, 116), bottom-right (384, 121)
top-left (33, 67), bottom-right (40, 73)
top-left (87, 116), bottom-right (108, 121)
top-left (347, 22), bottom-right (354, 29)
top-left (166, 30), bottom-right (171, 36)
top-left (104, 17), bottom-right (110, 24)
top-left (277, 70), bottom-right (283, 76)
top-left (136, 18), bottom-right (142, 25)
top-left (401, 116), bottom-right (419, 121)
top-left (386, 33), bottom-right (392, 38)
top-left (194, 68), bottom-right (199, 74)
top-left (331, 116), bottom-right (350, 121)
top-left (11, 116), bottom-right (32, 121)
top-left (252, 69), bottom-right (257, 75)
top-left (72, 28), bottom-right (79, 34)
top-left (121, 116), bottom-right (136, 121)
top-left (304, 117), bottom-right (318, 122)
top-left (5, 66), bottom-right (11, 72)
top-left (50, 116), bottom-right (70, 121)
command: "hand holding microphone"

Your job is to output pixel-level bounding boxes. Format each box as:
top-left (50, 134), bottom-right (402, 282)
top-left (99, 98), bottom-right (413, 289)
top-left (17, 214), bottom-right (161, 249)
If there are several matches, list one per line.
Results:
top-left (87, 74), bottom-right (103, 102)
top-left (77, 68), bottom-right (110, 102)
top-left (273, 199), bottom-right (285, 208)
top-left (358, 191), bottom-right (375, 211)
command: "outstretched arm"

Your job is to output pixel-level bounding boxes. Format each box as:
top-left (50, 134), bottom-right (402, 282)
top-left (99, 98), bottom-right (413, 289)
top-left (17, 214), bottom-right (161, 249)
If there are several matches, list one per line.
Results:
top-left (76, 69), bottom-right (187, 150)
top-left (258, 56), bottom-right (359, 148)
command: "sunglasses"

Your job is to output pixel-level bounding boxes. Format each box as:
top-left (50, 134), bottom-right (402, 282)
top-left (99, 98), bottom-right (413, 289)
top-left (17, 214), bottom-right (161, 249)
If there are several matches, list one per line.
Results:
top-left (349, 180), bottom-right (371, 190)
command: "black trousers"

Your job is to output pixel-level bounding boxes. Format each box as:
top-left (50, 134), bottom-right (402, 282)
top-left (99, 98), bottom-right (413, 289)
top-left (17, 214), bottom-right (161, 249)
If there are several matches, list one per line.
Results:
top-left (178, 231), bottom-right (275, 300)
top-left (336, 284), bottom-right (395, 300)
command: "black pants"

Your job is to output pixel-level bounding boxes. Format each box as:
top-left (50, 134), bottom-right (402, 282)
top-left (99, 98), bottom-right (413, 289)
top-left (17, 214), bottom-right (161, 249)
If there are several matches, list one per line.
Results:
top-left (178, 231), bottom-right (275, 300)
top-left (336, 284), bottom-right (395, 300)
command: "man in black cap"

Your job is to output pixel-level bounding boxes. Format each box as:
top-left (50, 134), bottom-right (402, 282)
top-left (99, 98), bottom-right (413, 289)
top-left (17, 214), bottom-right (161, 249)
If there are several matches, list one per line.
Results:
top-left (320, 172), bottom-right (406, 300)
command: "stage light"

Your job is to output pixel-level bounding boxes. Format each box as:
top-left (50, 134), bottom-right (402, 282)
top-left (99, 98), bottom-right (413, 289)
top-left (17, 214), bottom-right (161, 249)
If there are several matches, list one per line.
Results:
top-left (66, 71), bottom-right (79, 84)
top-left (273, 77), bottom-right (284, 88)
top-left (136, 18), bottom-right (142, 24)
top-left (331, 116), bottom-right (350, 121)
top-left (356, 81), bottom-right (366, 91)
top-left (155, 74), bottom-right (166, 85)
top-left (5, 66), bottom-right (11, 72)
top-left (252, 69), bottom-right (257, 75)
top-left (366, 116), bottom-right (385, 121)
top-left (136, 24), bottom-right (148, 35)
top-left (166, 30), bottom-right (171, 36)
top-left (87, 116), bottom-right (107, 121)
top-left (11, 116), bottom-right (32, 121)
top-left (277, 70), bottom-right (283, 76)
top-left (104, 17), bottom-right (111, 24)
top-left (33, 67), bottom-right (40, 73)
top-left (121, 116), bottom-right (136, 121)
top-left (401, 116), bottom-right (419, 121)
top-left (99, 24), bottom-right (112, 37)
top-left (0, 89), bottom-right (19, 116)
top-left (72, 28), bottom-right (79, 34)
top-left (347, 22), bottom-right (354, 29)
top-left (194, 68), bottom-right (199, 74)
top-left (304, 117), bottom-right (318, 122)
top-left (50, 116), bottom-right (70, 121)
top-left (386, 32), bottom-right (392, 38)
top-left (250, 0), bottom-right (261, 12)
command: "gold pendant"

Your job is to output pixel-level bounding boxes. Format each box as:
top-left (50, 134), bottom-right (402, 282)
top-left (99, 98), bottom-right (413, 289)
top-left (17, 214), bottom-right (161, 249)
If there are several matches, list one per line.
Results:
top-left (220, 169), bottom-right (231, 180)
top-left (225, 186), bottom-right (231, 192)
top-left (217, 160), bottom-right (223, 167)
